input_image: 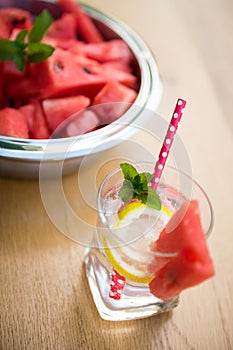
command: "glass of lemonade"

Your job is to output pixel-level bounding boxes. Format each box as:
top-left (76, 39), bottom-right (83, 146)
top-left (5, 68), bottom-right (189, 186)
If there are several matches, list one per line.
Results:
top-left (84, 162), bottom-right (214, 321)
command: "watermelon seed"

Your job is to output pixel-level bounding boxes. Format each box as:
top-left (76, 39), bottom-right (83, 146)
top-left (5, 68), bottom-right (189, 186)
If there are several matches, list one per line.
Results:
top-left (83, 66), bottom-right (91, 74)
top-left (12, 17), bottom-right (26, 26)
top-left (55, 61), bottom-right (64, 72)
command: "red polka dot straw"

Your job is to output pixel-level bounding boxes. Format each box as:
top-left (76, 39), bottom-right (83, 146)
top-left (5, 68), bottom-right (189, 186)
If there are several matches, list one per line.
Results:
top-left (151, 98), bottom-right (187, 191)
top-left (109, 269), bottom-right (126, 300)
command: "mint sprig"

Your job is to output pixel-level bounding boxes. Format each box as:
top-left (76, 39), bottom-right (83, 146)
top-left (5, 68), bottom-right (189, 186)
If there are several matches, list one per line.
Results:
top-left (0, 9), bottom-right (54, 72)
top-left (119, 163), bottom-right (162, 210)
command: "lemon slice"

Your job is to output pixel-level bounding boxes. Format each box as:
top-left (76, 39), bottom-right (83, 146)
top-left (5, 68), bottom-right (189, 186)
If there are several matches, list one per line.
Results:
top-left (103, 201), bottom-right (173, 283)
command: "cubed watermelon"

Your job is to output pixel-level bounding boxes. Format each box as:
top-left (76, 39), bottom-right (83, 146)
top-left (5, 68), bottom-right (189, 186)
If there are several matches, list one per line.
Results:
top-left (0, 19), bottom-right (10, 38)
top-left (30, 101), bottom-right (50, 139)
top-left (47, 13), bottom-right (77, 40)
top-left (0, 63), bottom-right (4, 108)
top-left (65, 110), bottom-right (99, 137)
top-left (93, 80), bottom-right (137, 124)
top-left (57, 0), bottom-right (103, 43)
top-left (82, 40), bottom-right (134, 63)
top-left (102, 61), bottom-right (133, 74)
top-left (0, 8), bottom-right (32, 37)
top-left (0, 107), bottom-right (29, 138)
top-left (42, 36), bottom-right (78, 51)
top-left (19, 104), bottom-right (35, 136)
top-left (7, 48), bottom-right (137, 99)
top-left (42, 95), bottom-right (90, 133)
top-left (149, 200), bottom-right (215, 300)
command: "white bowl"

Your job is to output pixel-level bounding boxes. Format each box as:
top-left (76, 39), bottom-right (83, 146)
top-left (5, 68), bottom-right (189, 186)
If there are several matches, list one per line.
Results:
top-left (0, 0), bottom-right (162, 178)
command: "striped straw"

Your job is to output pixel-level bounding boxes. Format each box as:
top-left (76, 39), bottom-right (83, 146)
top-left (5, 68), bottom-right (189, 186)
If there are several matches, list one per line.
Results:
top-left (151, 98), bottom-right (187, 191)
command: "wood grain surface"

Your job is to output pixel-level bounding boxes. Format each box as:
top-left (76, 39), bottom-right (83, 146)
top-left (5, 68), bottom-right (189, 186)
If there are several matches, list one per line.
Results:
top-left (0, 0), bottom-right (233, 349)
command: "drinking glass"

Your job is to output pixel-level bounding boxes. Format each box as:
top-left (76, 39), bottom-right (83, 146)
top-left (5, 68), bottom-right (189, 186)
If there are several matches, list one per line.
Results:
top-left (84, 162), bottom-right (214, 321)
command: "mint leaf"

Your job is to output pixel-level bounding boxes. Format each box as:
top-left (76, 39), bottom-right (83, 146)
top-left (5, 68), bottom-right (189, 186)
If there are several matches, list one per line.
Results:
top-left (119, 179), bottom-right (134, 202)
top-left (0, 39), bottom-right (17, 60)
top-left (120, 163), bottom-right (138, 181)
top-left (15, 30), bottom-right (28, 48)
top-left (27, 42), bottom-right (55, 63)
top-left (14, 52), bottom-right (26, 72)
top-left (119, 162), bottom-right (161, 210)
top-left (146, 187), bottom-right (162, 210)
top-left (144, 172), bottom-right (153, 183)
top-left (29, 9), bottom-right (53, 43)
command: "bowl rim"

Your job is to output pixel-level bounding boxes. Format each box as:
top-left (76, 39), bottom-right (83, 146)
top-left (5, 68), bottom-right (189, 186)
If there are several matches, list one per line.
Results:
top-left (0, 2), bottom-right (162, 160)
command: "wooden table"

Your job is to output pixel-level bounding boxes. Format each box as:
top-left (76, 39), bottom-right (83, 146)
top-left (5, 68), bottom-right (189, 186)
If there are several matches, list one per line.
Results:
top-left (1, 0), bottom-right (233, 349)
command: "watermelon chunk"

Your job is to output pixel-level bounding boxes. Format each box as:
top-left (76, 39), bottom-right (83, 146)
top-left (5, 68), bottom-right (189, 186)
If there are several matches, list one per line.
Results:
top-left (7, 48), bottom-right (137, 99)
top-left (0, 8), bottom-right (32, 37)
top-left (93, 80), bottom-right (137, 124)
top-left (0, 63), bottom-right (4, 108)
top-left (30, 101), bottom-right (50, 139)
top-left (42, 95), bottom-right (90, 133)
top-left (102, 61), bottom-right (133, 74)
top-left (19, 104), bottom-right (35, 136)
top-left (57, 0), bottom-right (103, 43)
top-left (82, 40), bottom-right (134, 63)
top-left (0, 107), bottom-right (29, 138)
top-left (149, 200), bottom-right (215, 300)
top-left (47, 13), bottom-right (77, 40)
top-left (0, 19), bottom-right (10, 38)
top-left (65, 110), bottom-right (99, 137)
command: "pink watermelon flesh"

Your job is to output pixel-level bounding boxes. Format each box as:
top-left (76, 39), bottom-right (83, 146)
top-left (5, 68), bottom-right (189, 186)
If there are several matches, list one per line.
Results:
top-left (42, 95), bottom-right (90, 133)
top-left (47, 13), bottom-right (77, 40)
top-left (149, 200), bottom-right (215, 300)
top-left (0, 107), bottom-right (29, 138)
top-left (0, 19), bottom-right (10, 38)
top-left (19, 104), bottom-right (35, 136)
top-left (93, 80), bottom-right (137, 124)
top-left (82, 39), bottom-right (134, 63)
top-left (30, 101), bottom-right (50, 139)
top-left (0, 8), bottom-right (32, 37)
top-left (57, 0), bottom-right (103, 43)
top-left (7, 48), bottom-right (136, 99)
top-left (65, 110), bottom-right (99, 137)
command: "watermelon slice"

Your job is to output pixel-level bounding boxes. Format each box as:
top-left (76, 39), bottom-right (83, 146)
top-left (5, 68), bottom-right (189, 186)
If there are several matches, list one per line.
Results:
top-left (0, 8), bottom-right (32, 37)
top-left (30, 101), bottom-right (50, 139)
top-left (19, 104), bottom-right (35, 136)
top-left (65, 110), bottom-right (99, 137)
top-left (57, 0), bottom-right (103, 43)
top-left (7, 48), bottom-right (137, 99)
top-left (0, 107), bottom-right (29, 138)
top-left (42, 95), bottom-right (90, 133)
top-left (0, 19), bottom-right (10, 38)
top-left (0, 63), bottom-right (4, 108)
top-left (149, 200), bottom-right (215, 300)
top-left (93, 80), bottom-right (137, 124)
top-left (47, 13), bottom-right (77, 40)
top-left (102, 61), bottom-right (133, 74)
top-left (82, 40), bottom-right (134, 63)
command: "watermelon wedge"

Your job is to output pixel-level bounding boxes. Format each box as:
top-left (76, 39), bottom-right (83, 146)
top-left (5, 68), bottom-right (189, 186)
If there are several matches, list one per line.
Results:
top-left (42, 95), bottom-right (90, 133)
top-left (30, 101), bottom-right (50, 139)
top-left (19, 104), bottom-right (35, 136)
top-left (0, 107), bottom-right (29, 138)
top-left (93, 80), bottom-right (137, 124)
top-left (7, 48), bottom-right (137, 99)
top-left (0, 8), bottom-right (32, 37)
top-left (82, 40), bottom-right (134, 63)
top-left (65, 110), bottom-right (99, 137)
top-left (0, 19), bottom-right (9, 39)
top-left (47, 13), bottom-right (77, 40)
top-left (149, 200), bottom-right (215, 300)
top-left (57, 0), bottom-right (103, 43)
